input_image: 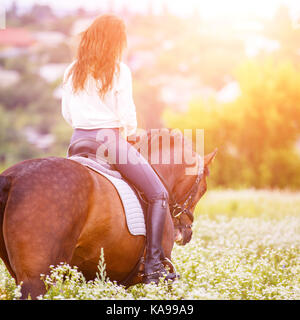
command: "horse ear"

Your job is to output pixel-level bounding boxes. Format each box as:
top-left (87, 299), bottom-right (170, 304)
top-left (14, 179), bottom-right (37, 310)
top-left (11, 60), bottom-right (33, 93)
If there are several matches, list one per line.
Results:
top-left (204, 148), bottom-right (218, 167)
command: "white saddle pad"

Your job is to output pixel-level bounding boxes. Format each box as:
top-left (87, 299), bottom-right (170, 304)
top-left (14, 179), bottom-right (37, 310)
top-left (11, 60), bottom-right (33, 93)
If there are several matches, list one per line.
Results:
top-left (69, 156), bottom-right (146, 236)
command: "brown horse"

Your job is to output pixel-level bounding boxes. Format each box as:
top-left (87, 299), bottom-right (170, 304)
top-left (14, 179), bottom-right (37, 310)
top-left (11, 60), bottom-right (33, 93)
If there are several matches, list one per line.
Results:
top-left (0, 129), bottom-right (216, 299)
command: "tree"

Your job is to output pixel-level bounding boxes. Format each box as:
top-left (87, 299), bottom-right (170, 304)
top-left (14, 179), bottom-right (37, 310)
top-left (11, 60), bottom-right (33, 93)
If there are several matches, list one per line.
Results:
top-left (164, 58), bottom-right (300, 189)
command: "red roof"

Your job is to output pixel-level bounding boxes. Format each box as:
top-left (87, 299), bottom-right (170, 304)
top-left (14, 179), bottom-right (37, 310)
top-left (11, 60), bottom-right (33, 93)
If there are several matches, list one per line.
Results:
top-left (0, 28), bottom-right (36, 47)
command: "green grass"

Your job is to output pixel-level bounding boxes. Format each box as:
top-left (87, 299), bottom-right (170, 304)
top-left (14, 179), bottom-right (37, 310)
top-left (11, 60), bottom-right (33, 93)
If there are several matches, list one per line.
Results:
top-left (0, 189), bottom-right (299, 300)
top-left (196, 189), bottom-right (300, 219)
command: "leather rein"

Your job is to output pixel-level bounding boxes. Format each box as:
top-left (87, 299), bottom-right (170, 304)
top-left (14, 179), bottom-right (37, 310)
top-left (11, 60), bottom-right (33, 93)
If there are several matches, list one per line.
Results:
top-left (152, 155), bottom-right (204, 230)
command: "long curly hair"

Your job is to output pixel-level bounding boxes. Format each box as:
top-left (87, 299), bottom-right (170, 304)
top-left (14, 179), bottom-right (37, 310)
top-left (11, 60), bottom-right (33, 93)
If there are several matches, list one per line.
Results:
top-left (67, 14), bottom-right (127, 98)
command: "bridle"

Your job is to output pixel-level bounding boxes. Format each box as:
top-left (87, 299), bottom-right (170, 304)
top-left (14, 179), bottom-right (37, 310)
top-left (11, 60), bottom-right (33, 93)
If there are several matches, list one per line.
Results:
top-left (153, 155), bottom-right (204, 230)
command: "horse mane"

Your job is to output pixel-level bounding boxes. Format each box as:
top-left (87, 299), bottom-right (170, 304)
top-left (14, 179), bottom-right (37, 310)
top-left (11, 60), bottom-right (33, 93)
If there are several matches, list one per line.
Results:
top-left (131, 128), bottom-right (197, 168)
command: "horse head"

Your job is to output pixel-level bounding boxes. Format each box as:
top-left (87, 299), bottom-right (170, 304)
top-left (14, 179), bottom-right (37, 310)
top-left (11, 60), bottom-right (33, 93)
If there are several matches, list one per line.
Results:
top-left (171, 150), bottom-right (217, 245)
top-left (133, 128), bottom-right (217, 246)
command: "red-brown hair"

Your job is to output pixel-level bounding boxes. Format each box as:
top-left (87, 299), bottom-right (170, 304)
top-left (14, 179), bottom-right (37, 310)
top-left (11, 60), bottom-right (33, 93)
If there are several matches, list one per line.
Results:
top-left (67, 14), bottom-right (127, 97)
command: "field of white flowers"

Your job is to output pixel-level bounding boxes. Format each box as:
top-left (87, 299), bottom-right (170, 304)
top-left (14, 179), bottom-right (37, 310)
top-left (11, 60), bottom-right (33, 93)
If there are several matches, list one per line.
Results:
top-left (0, 189), bottom-right (299, 300)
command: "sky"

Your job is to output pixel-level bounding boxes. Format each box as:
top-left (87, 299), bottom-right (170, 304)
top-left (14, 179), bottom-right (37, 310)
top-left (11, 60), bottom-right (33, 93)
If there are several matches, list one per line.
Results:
top-left (3, 0), bottom-right (300, 20)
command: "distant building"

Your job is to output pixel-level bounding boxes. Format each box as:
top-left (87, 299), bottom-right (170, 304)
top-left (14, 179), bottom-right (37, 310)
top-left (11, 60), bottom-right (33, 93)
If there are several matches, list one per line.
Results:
top-left (33, 31), bottom-right (66, 47)
top-left (0, 28), bottom-right (36, 48)
top-left (39, 63), bottom-right (68, 83)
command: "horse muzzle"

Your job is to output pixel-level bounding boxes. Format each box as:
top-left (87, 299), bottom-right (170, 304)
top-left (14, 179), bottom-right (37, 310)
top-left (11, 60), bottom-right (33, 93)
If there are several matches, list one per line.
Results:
top-left (174, 228), bottom-right (192, 246)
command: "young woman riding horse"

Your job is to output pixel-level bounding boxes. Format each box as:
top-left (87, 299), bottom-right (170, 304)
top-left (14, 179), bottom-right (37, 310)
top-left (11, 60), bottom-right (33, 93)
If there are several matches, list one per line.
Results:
top-left (62, 14), bottom-right (177, 284)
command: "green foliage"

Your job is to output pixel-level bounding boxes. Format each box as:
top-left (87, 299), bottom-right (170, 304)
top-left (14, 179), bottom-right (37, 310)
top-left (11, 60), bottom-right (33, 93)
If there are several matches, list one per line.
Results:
top-left (0, 105), bottom-right (43, 166)
top-left (196, 189), bottom-right (300, 219)
top-left (0, 55), bottom-right (36, 74)
top-left (164, 59), bottom-right (300, 189)
top-left (40, 252), bottom-right (132, 300)
top-left (0, 263), bottom-right (21, 300)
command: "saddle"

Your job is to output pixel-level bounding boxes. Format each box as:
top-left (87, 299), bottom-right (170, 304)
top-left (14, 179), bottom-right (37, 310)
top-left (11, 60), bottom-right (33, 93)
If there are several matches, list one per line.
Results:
top-left (67, 137), bottom-right (148, 213)
top-left (67, 138), bottom-right (122, 179)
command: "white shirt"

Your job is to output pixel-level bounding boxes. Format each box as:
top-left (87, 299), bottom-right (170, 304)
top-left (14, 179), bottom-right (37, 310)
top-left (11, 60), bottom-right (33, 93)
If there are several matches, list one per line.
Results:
top-left (61, 61), bottom-right (137, 137)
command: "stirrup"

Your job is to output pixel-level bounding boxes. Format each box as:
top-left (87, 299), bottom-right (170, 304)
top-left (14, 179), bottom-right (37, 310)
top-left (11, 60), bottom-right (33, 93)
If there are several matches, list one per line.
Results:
top-left (143, 265), bottom-right (179, 284)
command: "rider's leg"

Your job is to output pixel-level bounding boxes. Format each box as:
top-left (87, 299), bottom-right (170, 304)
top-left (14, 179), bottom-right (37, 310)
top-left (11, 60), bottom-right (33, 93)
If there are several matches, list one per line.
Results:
top-left (99, 130), bottom-right (178, 284)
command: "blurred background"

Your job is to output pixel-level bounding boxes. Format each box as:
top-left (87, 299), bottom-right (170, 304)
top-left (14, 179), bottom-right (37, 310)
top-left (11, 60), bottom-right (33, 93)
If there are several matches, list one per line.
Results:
top-left (0, 0), bottom-right (300, 189)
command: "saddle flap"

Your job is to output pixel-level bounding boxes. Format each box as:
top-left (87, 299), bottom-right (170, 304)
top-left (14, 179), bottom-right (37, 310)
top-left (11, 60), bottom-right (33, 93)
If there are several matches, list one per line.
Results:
top-left (68, 155), bottom-right (147, 236)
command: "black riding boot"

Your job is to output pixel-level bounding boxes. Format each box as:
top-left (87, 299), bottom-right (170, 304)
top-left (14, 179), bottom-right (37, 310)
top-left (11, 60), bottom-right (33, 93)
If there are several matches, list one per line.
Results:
top-left (143, 198), bottom-right (178, 284)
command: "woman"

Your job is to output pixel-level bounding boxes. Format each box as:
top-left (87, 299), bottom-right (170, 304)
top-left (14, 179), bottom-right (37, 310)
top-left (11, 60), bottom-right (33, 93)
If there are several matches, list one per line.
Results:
top-left (61, 14), bottom-right (177, 284)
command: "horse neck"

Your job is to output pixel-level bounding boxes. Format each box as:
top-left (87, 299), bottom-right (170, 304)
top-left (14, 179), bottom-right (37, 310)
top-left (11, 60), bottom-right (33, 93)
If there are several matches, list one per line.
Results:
top-left (134, 129), bottom-right (197, 201)
top-left (152, 156), bottom-right (197, 203)
top-left (149, 140), bottom-right (196, 200)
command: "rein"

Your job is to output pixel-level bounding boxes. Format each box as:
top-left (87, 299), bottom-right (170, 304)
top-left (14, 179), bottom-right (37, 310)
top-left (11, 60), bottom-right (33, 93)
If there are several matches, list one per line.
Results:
top-left (152, 155), bottom-right (204, 230)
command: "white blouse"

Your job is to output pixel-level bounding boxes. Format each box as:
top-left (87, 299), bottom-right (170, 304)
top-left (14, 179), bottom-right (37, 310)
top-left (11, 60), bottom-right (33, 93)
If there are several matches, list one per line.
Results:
top-left (61, 61), bottom-right (137, 137)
